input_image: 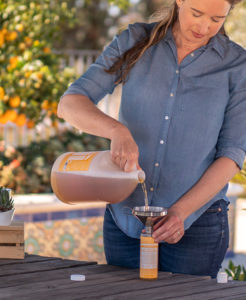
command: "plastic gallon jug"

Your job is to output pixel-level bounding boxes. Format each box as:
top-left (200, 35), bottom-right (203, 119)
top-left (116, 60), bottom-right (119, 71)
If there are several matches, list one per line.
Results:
top-left (51, 150), bottom-right (145, 204)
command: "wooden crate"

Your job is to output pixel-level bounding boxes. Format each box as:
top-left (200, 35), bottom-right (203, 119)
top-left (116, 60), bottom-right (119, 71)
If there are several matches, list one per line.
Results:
top-left (0, 221), bottom-right (24, 259)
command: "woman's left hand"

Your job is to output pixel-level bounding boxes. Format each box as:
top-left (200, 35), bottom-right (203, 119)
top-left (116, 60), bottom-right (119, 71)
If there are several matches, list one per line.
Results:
top-left (152, 208), bottom-right (185, 244)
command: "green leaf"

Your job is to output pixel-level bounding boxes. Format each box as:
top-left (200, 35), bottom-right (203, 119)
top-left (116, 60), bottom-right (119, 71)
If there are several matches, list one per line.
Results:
top-left (228, 259), bottom-right (235, 273)
top-left (0, 186), bottom-right (14, 211)
top-left (235, 265), bottom-right (241, 281)
top-left (225, 269), bottom-right (233, 278)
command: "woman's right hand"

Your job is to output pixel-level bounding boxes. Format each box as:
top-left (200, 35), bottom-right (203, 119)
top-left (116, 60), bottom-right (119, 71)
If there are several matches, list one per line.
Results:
top-left (110, 124), bottom-right (140, 172)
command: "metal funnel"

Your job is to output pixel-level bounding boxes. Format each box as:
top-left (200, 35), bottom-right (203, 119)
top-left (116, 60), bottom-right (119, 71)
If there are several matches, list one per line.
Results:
top-left (132, 206), bottom-right (167, 234)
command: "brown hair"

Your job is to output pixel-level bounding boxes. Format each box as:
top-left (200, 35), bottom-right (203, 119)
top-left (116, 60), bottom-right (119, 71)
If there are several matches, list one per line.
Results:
top-left (105, 0), bottom-right (242, 85)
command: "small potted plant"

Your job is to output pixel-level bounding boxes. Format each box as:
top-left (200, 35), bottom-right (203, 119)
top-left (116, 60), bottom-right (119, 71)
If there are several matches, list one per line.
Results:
top-left (0, 186), bottom-right (15, 226)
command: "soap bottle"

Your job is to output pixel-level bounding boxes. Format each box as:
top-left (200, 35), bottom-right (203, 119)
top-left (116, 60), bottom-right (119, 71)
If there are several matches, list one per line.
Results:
top-left (140, 226), bottom-right (158, 280)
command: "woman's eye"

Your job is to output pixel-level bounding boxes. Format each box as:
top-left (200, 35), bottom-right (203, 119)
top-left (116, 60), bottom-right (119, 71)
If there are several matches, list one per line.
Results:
top-left (192, 13), bottom-right (201, 18)
top-left (211, 18), bottom-right (220, 23)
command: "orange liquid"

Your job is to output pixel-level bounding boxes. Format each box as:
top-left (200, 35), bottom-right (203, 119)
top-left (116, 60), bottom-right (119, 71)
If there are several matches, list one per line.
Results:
top-left (51, 171), bottom-right (138, 204)
top-left (141, 181), bottom-right (149, 209)
top-left (140, 235), bottom-right (158, 280)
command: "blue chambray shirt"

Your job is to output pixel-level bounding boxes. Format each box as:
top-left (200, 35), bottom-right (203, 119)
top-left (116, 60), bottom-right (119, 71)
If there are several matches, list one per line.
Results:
top-left (63, 23), bottom-right (246, 239)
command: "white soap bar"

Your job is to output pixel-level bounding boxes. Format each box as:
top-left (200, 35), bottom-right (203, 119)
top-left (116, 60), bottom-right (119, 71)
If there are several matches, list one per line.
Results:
top-left (70, 274), bottom-right (85, 281)
top-left (217, 272), bottom-right (228, 283)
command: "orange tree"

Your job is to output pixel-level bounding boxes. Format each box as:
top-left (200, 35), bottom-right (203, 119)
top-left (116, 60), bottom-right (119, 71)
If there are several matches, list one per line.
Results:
top-left (0, 0), bottom-right (76, 127)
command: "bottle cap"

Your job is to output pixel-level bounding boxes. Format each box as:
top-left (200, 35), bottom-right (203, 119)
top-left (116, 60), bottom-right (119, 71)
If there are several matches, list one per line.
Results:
top-left (217, 272), bottom-right (228, 283)
top-left (70, 274), bottom-right (85, 281)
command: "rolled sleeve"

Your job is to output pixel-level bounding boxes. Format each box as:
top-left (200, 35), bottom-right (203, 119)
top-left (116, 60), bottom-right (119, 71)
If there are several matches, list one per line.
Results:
top-left (216, 85), bottom-right (246, 169)
top-left (63, 23), bottom-right (147, 105)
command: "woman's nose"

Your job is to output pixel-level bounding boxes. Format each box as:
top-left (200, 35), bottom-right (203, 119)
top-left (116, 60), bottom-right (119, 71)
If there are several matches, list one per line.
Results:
top-left (197, 21), bottom-right (210, 35)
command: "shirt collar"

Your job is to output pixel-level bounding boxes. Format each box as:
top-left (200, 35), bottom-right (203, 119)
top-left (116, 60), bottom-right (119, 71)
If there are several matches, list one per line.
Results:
top-left (163, 26), bottom-right (227, 60)
top-left (208, 34), bottom-right (228, 59)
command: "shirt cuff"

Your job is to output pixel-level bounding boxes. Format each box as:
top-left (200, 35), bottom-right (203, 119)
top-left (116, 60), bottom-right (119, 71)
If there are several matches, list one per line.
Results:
top-left (215, 146), bottom-right (245, 169)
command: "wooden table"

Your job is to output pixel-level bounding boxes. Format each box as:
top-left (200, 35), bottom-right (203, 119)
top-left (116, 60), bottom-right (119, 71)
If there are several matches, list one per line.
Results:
top-left (0, 254), bottom-right (246, 299)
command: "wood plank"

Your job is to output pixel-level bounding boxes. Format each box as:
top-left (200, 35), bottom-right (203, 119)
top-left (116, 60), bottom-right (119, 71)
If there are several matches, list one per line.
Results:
top-left (0, 264), bottom-right (123, 288)
top-left (0, 254), bottom-right (60, 266)
top-left (0, 267), bottom-right (212, 299)
top-left (0, 264), bottom-right (132, 287)
top-left (1, 260), bottom-right (246, 300)
top-left (36, 272), bottom-right (245, 300)
top-left (0, 230), bottom-right (24, 243)
top-left (0, 257), bottom-right (97, 277)
top-left (0, 245), bottom-right (24, 259)
top-left (101, 276), bottom-right (246, 300)
top-left (0, 221), bottom-right (24, 231)
top-left (219, 297), bottom-right (246, 300)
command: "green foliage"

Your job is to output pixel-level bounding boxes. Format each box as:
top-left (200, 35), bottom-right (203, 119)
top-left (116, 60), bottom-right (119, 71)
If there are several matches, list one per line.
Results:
top-left (0, 0), bottom-right (76, 125)
top-left (231, 160), bottom-right (246, 197)
top-left (108, 0), bottom-right (130, 10)
top-left (225, 0), bottom-right (246, 48)
top-left (0, 186), bottom-right (14, 212)
top-left (225, 259), bottom-right (246, 281)
top-left (0, 131), bottom-right (110, 194)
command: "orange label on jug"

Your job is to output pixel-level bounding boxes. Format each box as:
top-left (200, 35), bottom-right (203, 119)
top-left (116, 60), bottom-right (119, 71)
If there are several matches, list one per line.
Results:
top-left (58, 152), bottom-right (98, 172)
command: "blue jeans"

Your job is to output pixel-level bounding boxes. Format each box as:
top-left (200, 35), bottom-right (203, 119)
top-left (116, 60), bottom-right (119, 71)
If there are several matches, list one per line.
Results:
top-left (103, 200), bottom-right (229, 278)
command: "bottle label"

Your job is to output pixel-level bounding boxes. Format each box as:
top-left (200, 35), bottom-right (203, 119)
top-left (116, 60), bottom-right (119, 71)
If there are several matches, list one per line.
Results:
top-left (140, 243), bottom-right (158, 269)
top-left (58, 152), bottom-right (98, 172)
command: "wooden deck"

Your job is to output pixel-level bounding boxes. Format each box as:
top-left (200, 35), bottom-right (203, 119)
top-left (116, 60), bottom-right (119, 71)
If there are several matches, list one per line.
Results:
top-left (0, 254), bottom-right (246, 299)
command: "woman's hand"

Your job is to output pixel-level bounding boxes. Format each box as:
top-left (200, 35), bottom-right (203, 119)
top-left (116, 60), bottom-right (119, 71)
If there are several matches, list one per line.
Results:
top-left (110, 124), bottom-right (140, 172)
top-left (152, 208), bottom-right (185, 244)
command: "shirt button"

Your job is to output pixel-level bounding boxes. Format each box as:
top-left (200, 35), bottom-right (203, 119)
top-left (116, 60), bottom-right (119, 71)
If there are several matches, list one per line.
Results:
top-left (155, 163), bottom-right (159, 167)
top-left (150, 187), bottom-right (154, 192)
top-left (176, 70), bottom-right (179, 74)
top-left (170, 93), bottom-right (174, 97)
top-left (160, 140), bottom-right (164, 144)
top-left (165, 116), bottom-right (169, 120)
top-left (191, 53), bottom-right (194, 57)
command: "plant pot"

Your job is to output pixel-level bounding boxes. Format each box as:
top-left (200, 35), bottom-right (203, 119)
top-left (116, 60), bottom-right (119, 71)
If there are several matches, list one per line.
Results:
top-left (0, 209), bottom-right (15, 226)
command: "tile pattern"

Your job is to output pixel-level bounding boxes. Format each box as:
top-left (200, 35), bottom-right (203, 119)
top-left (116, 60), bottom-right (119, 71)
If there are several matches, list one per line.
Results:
top-left (24, 216), bottom-right (106, 264)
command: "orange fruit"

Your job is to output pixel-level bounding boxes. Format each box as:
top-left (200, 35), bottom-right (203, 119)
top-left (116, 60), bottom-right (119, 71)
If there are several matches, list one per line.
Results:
top-left (52, 120), bottom-right (58, 128)
top-left (36, 72), bottom-right (43, 79)
top-left (41, 100), bottom-right (49, 110)
top-left (1, 28), bottom-right (7, 35)
top-left (4, 110), bottom-right (17, 122)
top-left (5, 31), bottom-right (17, 41)
top-left (0, 32), bottom-right (4, 48)
top-left (33, 40), bottom-right (40, 47)
top-left (24, 37), bottom-right (32, 46)
top-left (0, 114), bottom-right (8, 124)
top-left (9, 96), bottom-right (21, 108)
top-left (43, 47), bottom-right (51, 54)
top-left (24, 71), bottom-right (32, 78)
top-left (19, 43), bottom-right (26, 51)
top-left (15, 114), bottom-right (26, 126)
top-left (0, 87), bottom-right (4, 100)
top-left (26, 119), bottom-right (35, 129)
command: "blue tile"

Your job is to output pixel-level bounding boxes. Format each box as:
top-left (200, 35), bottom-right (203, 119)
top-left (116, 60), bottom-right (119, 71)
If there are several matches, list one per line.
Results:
top-left (14, 214), bottom-right (33, 222)
top-left (66, 210), bottom-right (83, 219)
top-left (83, 208), bottom-right (105, 217)
top-left (33, 213), bottom-right (48, 222)
top-left (51, 211), bottom-right (66, 220)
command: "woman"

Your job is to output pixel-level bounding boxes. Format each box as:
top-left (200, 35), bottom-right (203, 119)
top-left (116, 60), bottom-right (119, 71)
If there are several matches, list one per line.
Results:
top-left (58, 0), bottom-right (246, 278)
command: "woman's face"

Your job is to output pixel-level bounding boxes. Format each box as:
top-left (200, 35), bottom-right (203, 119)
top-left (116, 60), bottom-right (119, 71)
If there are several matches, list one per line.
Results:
top-left (175, 0), bottom-right (231, 46)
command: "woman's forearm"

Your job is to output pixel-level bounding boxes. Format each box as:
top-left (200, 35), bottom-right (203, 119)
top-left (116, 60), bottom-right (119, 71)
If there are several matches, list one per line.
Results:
top-left (57, 94), bottom-right (125, 140)
top-left (57, 94), bottom-right (140, 171)
top-left (170, 157), bottom-right (240, 221)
